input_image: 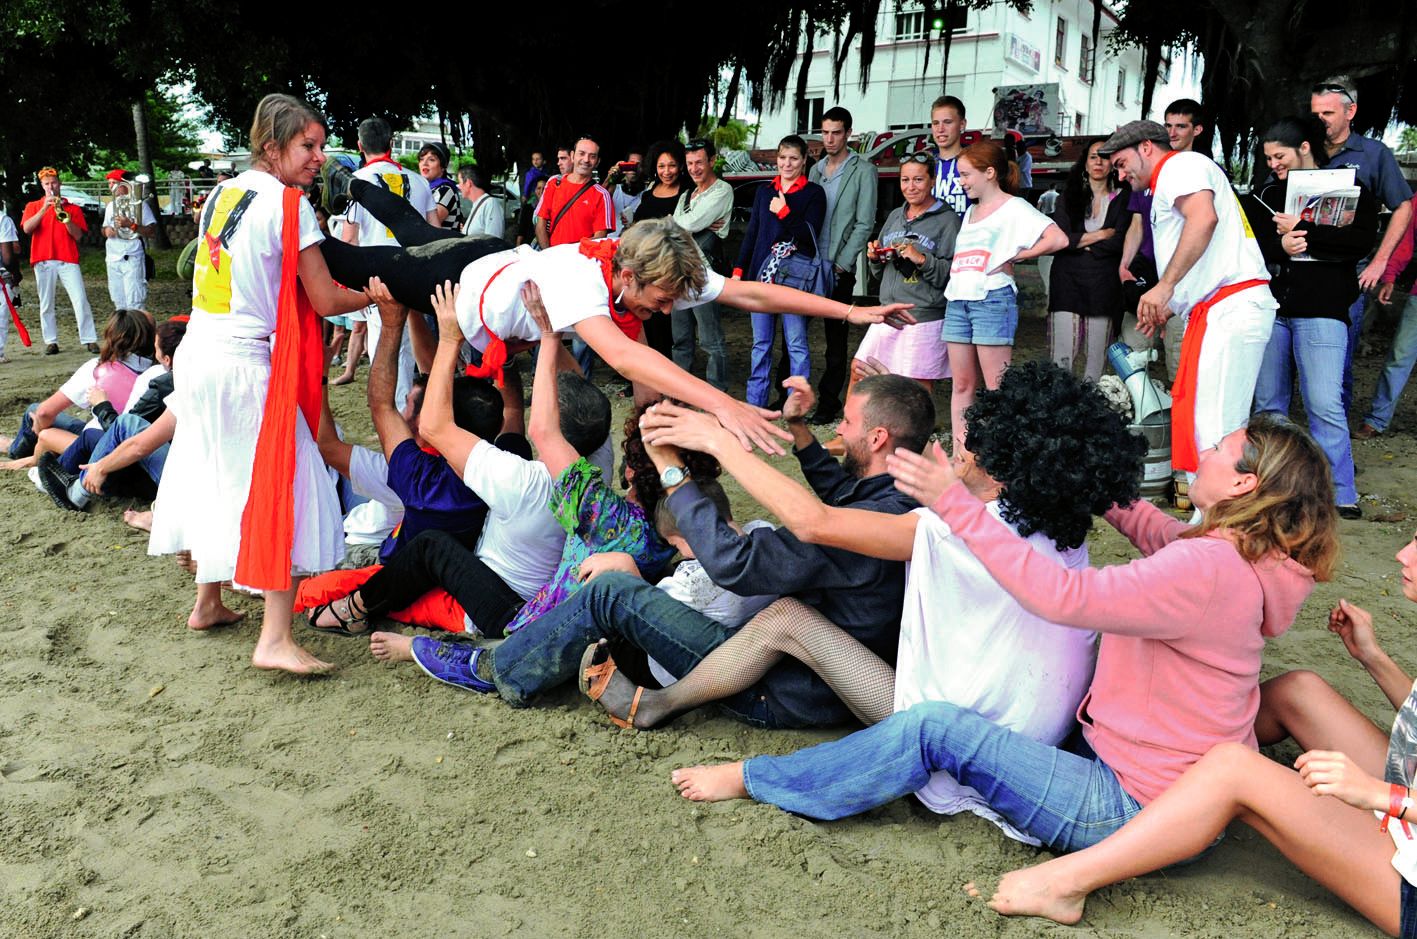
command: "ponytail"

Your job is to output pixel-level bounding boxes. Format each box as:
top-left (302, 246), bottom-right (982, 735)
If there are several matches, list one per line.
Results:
top-left (961, 140), bottom-right (1020, 196)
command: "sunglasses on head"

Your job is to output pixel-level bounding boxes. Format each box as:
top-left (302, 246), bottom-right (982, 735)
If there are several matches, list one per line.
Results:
top-left (686, 138), bottom-right (710, 151)
top-left (904, 152), bottom-right (933, 165)
top-left (1312, 83), bottom-right (1355, 103)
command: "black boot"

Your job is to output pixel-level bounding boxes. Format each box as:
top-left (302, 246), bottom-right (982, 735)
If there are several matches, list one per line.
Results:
top-left (36, 452), bottom-right (82, 511)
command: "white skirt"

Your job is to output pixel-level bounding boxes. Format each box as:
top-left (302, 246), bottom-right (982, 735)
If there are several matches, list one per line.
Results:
top-left (853, 318), bottom-right (952, 380)
top-left (149, 329), bottom-right (344, 586)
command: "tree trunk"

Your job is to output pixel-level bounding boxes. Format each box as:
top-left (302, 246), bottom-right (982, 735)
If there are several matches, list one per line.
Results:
top-left (132, 98), bottom-right (170, 248)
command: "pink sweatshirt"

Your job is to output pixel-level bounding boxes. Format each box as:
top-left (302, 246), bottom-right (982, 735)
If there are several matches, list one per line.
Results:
top-left (931, 486), bottom-right (1316, 804)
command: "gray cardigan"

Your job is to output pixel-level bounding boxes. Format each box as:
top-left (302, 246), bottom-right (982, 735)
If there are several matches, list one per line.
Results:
top-left (810, 151), bottom-right (877, 271)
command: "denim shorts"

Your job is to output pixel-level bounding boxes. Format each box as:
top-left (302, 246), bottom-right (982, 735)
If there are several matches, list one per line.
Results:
top-left (1402, 877), bottom-right (1417, 939)
top-left (942, 286), bottom-right (1018, 346)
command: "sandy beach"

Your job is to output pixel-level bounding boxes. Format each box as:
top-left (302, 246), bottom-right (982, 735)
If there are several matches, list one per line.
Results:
top-left (1, 254), bottom-right (1412, 937)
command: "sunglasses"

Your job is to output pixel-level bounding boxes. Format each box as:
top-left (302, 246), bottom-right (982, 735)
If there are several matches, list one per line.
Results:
top-left (904, 152), bottom-right (934, 165)
top-left (686, 138), bottom-right (710, 151)
top-left (1312, 83), bottom-right (1355, 104)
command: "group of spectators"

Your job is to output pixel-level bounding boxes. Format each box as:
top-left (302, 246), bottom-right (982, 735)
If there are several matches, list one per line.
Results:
top-left (3, 80), bottom-right (1417, 937)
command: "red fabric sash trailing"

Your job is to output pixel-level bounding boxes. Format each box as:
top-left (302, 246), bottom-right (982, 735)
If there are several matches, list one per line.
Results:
top-left (1146, 149), bottom-right (1180, 193)
top-left (578, 238), bottom-right (643, 341)
top-left (1170, 279), bottom-right (1269, 472)
top-left (1, 282), bottom-right (30, 346)
top-left (465, 261), bottom-right (518, 386)
top-left (234, 186), bottom-right (323, 590)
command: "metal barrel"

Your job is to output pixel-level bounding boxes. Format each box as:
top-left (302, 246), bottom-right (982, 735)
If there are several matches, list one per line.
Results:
top-left (1130, 413), bottom-right (1172, 504)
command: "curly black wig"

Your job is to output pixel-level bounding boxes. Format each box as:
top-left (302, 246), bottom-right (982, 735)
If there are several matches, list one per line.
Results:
top-left (619, 401), bottom-right (722, 521)
top-left (964, 360), bottom-right (1146, 551)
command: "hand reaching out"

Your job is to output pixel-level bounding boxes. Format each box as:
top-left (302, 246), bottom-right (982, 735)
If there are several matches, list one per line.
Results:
top-left (521, 280), bottom-right (555, 335)
top-left (1329, 599), bottom-right (1384, 666)
top-left (887, 440), bottom-right (959, 506)
top-left (366, 276), bottom-right (407, 326)
top-left (429, 280), bottom-right (460, 337)
top-left (779, 376), bottom-right (815, 423)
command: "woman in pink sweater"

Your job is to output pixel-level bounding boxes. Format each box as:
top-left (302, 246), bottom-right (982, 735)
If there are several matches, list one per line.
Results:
top-left (672, 414), bottom-right (1338, 857)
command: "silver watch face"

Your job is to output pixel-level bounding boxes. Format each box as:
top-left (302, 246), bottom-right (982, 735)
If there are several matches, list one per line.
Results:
top-left (660, 466), bottom-right (688, 488)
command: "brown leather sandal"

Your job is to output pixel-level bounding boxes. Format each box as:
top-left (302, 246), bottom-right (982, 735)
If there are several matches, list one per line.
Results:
top-left (578, 642), bottom-right (643, 729)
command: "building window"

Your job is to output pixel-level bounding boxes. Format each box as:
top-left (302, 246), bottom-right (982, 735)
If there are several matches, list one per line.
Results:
top-left (893, 4), bottom-right (966, 41)
top-left (1075, 111), bottom-right (1086, 134)
top-left (1116, 68), bottom-right (1127, 107)
top-left (1079, 34), bottom-right (1093, 84)
top-left (1054, 17), bottom-right (1067, 67)
top-left (795, 97), bottom-right (825, 135)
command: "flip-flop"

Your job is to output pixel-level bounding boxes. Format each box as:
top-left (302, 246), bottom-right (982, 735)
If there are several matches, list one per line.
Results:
top-left (578, 642), bottom-right (642, 730)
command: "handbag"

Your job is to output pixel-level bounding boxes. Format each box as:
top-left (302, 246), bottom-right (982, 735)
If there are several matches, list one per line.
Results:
top-left (763, 223), bottom-right (835, 296)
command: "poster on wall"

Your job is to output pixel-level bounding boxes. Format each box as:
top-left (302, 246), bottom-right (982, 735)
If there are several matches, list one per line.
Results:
top-left (991, 83), bottom-right (1059, 137)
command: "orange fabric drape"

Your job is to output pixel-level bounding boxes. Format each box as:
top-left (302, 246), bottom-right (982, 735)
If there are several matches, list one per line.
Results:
top-left (234, 186), bottom-right (324, 590)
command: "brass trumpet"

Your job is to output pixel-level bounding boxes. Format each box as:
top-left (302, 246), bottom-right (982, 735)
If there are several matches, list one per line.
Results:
top-left (50, 196), bottom-right (70, 225)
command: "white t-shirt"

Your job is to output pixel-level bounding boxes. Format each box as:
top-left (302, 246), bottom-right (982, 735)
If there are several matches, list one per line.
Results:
top-left (190, 169), bottom-right (324, 339)
top-left (344, 445), bottom-right (403, 546)
top-left (462, 439), bottom-right (566, 600)
top-left (894, 506), bottom-right (1098, 844)
top-left (0, 213), bottom-right (17, 245)
top-left (59, 354), bottom-right (154, 430)
top-left (462, 194), bottom-right (505, 240)
top-left (344, 158), bottom-right (435, 247)
top-left (453, 242), bottom-right (726, 351)
top-left (1150, 151), bottom-right (1272, 314)
top-left (102, 200), bottom-right (158, 262)
top-left (945, 196), bottom-right (1053, 301)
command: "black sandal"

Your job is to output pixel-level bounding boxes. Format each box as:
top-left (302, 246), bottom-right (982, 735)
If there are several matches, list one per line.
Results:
top-left (306, 592), bottom-right (371, 637)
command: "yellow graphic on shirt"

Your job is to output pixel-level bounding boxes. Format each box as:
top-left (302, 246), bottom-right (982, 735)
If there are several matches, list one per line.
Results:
top-left (1234, 191), bottom-right (1256, 239)
top-left (376, 172), bottom-right (410, 240)
top-left (192, 186), bottom-right (258, 314)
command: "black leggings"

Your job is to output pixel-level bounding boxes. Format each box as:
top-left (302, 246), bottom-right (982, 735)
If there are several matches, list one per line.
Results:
top-left (358, 529), bottom-right (524, 638)
top-left (320, 178), bottom-right (511, 316)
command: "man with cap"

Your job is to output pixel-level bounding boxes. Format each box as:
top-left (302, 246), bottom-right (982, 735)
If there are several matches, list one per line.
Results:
top-left (20, 167), bottom-right (96, 355)
top-left (1101, 120), bottom-right (1276, 483)
top-left (101, 169), bottom-right (157, 310)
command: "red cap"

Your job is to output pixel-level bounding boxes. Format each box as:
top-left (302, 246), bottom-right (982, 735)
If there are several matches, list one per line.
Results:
top-left (105, 169), bottom-right (129, 183)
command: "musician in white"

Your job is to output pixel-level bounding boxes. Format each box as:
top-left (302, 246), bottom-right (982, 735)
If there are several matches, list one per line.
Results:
top-left (101, 170), bottom-right (157, 310)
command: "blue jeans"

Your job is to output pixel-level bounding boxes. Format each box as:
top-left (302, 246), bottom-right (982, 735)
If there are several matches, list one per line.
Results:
top-left (489, 572), bottom-right (852, 728)
top-left (672, 301), bottom-right (729, 392)
top-left (1252, 316), bottom-right (1357, 505)
top-left (743, 700), bottom-right (1142, 854)
top-left (570, 337), bottom-right (595, 380)
top-left (1364, 293), bottom-right (1417, 432)
top-left (69, 412), bottom-right (168, 506)
top-left (8, 403), bottom-right (86, 459)
top-left (747, 312), bottom-right (809, 407)
top-left (1341, 264), bottom-right (1369, 414)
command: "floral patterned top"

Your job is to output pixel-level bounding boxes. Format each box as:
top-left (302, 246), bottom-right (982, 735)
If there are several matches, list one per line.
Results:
top-left (505, 457), bottom-right (675, 632)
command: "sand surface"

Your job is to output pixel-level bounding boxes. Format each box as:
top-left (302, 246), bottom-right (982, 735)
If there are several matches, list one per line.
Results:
top-left (1, 256), bottom-right (1413, 937)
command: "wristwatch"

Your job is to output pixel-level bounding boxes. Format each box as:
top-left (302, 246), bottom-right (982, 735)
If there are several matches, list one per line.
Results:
top-left (659, 465), bottom-right (690, 489)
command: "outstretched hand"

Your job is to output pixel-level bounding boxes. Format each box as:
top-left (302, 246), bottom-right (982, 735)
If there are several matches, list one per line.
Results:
top-left (366, 276), bottom-right (406, 325)
top-left (848, 302), bottom-right (916, 330)
top-left (640, 401), bottom-right (736, 456)
top-left (887, 440), bottom-right (958, 506)
top-left (429, 280), bottom-right (460, 337)
top-left (851, 356), bottom-right (890, 382)
top-left (779, 376), bottom-right (815, 423)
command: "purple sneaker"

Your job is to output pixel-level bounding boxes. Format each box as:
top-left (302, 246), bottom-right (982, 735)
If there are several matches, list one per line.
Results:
top-left (410, 637), bottom-right (496, 694)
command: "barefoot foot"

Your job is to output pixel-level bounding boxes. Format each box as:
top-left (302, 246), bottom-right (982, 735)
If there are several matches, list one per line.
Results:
top-left (251, 636), bottom-right (336, 675)
top-left (175, 550), bottom-right (197, 575)
top-left (670, 762), bottom-right (748, 803)
top-left (188, 601), bottom-right (246, 631)
top-left (123, 508), bottom-right (153, 532)
top-left (369, 630), bottom-right (414, 663)
top-left (987, 864), bottom-right (1087, 925)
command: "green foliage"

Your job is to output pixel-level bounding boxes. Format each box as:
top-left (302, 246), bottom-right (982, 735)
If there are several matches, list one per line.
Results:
top-left (694, 118), bottom-right (756, 153)
top-left (1400, 126), bottom-right (1417, 154)
top-left (86, 90), bottom-right (203, 176)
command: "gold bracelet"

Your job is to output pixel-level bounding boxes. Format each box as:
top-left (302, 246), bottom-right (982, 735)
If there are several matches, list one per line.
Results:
top-left (845, 303), bottom-right (856, 321)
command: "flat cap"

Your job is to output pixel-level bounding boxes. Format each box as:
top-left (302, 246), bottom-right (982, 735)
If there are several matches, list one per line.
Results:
top-left (1097, 120), bottom-right (1169, 156)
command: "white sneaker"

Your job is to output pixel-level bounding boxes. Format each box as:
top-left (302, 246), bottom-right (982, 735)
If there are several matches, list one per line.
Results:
top-left (0, 354), bottom-right (9, 364)
top-left (27, 466), bottom-right (44, 494)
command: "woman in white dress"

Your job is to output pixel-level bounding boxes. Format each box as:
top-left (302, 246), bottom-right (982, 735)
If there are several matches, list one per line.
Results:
top-left (150, 94), bottom-right (373, 674)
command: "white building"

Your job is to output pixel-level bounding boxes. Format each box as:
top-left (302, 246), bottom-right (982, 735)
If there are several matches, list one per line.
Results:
top-left (755, 0), bottom-right (1199, 141)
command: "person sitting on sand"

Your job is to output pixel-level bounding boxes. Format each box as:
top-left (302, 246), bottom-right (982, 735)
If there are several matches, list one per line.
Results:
top-left (588, 363), bottom-right (1142, 843)
top-left (317, 171), bottom-right (915, 455)
top-left (306, 282), bottom-right (612, 642)
top-left (1, 308), bottom-right (155, 468)
top-left (37, 317), bottom-right (186, 510)
top-left (315, 279), bottom-right (528, 570)
top-left (669, 414), bottom-right (1338, 864)
top-left (986, 537), bottom-right (1417, 937)
top-left (394, 370), bottom-right (932, 730)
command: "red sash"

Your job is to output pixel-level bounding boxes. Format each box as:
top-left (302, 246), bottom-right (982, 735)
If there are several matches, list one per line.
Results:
top-left (465, 261), bottom-right (519, 386)
top-left (234, 187), bottom-right (324, 591)
top-left (1, 281), bottom-right (30, 346)
top-left (577, 238), bottom-right (642, 340)
top-left (1170, 279), bottom-right (1269, 472)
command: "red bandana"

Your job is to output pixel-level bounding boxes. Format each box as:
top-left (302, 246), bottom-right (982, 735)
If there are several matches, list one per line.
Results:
top-left (578, 238), bottom-right (643, 341)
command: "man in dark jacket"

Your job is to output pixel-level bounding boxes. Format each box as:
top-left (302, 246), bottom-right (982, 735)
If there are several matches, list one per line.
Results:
top-left (441, 374), bottom-right (933, 729)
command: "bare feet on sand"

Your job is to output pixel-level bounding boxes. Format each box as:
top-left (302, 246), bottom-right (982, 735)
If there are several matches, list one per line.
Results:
top-left (671, 763), bottom-right (748, 802)
top-left (188, 600), bottom-right (246, 631)
top-left (123, 508), bottom-right (153, 532)
top-left (369, 631), bottom-right (414, 663)
top-left (175, 550), bottom-right (196, 575)
top-left (251, 635), bottom-right (335, 675)
top-left (987, 865), bottom-right (1087, 925)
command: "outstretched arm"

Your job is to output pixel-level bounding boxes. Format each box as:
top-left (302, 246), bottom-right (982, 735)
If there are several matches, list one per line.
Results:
top-left (297, 245), bottom-right (373, 318)
top-left (82, 410), bottom-right (177, 493)
top-left (574, 314), bottom-right (791, 456)
top-left (639, 401), bottom-right (918, 562)
top-left (717, 277), bottom-right (915, 330)
top-left (365, 277), bottom-right (415, 459)
top-left (522, 281), bottom-right (581, 477)
top-left (420, 281), bottom-right (487, 477)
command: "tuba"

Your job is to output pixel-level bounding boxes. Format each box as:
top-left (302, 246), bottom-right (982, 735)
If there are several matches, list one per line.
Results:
top-left (112, 174), bottom-right (150, 240)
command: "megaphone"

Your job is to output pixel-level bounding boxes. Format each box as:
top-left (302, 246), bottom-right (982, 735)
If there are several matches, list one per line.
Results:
top-left (1107, 341), bottom-right (1172, 424)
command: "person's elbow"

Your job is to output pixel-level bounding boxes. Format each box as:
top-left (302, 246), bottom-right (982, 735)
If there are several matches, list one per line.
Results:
top-left (1044, 227), bottom-right (1071, 254)
top-left (782, 501), bottom-right (833, 545)
top-left (34, 397), bottom-right (66, 429)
